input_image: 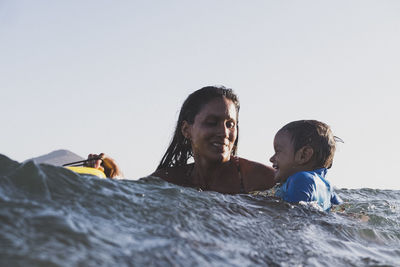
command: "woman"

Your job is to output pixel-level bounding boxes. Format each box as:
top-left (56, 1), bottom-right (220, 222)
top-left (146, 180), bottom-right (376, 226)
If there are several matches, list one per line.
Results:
top-left (88, 86), bottom-right (276, 194)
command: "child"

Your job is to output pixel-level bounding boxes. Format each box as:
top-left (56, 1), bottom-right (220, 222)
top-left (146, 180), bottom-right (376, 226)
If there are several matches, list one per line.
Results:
top-left (270, 120), bottom-right (342, 211)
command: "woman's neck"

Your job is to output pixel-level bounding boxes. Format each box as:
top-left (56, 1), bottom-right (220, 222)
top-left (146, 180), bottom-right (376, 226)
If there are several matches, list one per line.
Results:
top-left (191, 157), bottom-right (231, 189)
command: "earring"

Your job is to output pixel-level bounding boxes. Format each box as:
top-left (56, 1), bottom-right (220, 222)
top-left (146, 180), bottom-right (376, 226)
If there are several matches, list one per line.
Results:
top-left (184, 137), bottom-right (191, 146)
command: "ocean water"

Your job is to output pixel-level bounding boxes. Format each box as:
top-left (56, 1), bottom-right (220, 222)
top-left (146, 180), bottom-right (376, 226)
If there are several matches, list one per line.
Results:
top-left (1, 154), bottom-right (399, 267)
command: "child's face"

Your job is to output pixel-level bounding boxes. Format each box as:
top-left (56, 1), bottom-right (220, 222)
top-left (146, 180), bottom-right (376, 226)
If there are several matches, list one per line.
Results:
top-left (270, 130), bottom-right (298, 183)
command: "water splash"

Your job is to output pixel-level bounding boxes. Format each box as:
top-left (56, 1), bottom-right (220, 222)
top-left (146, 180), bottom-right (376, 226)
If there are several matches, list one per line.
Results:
top-left (0, 154), bottom-right (399, 266)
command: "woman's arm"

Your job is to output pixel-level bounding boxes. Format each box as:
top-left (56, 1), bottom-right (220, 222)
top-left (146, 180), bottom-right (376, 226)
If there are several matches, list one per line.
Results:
top-left (239, 158), bottom-right (276, 191)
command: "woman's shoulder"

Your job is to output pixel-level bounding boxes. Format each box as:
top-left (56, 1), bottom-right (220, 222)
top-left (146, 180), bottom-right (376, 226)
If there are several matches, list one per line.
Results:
top-left (237, 157), bottom-right (275, 174)
top-left (151, 164), bottom-right (193, 185)
top-left (237, 157), bottom-right (276, 190)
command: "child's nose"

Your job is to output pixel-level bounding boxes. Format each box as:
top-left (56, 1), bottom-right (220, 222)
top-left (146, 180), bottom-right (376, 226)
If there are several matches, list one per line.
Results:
top-left (269, 154), bottom-right (275, 163)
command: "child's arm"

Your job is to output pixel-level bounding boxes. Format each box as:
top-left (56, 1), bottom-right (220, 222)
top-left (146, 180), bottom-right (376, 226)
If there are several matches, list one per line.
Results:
top-left (330, 190), bottom-right (343, 205)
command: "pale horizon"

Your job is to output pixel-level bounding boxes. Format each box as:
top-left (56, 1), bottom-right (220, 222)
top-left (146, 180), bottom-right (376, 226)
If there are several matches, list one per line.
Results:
top-left (1, 1), bottom-right (399, 189)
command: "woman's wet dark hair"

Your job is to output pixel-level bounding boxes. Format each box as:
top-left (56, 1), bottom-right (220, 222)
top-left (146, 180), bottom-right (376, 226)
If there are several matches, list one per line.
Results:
top-left (157, 86), bottom-right (240, 170)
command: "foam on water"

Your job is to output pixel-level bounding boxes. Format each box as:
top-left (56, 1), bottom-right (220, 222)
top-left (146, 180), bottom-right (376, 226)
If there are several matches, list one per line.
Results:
top-left (1, 154), bottom-right (399, 266)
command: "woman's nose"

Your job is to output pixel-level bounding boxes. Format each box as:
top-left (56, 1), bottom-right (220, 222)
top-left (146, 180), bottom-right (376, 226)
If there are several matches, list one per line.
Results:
top-left (216, 122), bottom-right (229, 137)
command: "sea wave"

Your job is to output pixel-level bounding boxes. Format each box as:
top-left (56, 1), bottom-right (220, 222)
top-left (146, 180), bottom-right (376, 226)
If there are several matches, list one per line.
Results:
top-left (1, 154), bottom-right (399, 266)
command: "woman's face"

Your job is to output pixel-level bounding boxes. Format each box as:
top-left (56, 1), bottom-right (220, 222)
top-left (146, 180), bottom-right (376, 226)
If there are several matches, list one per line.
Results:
top-left (183, 97), bottom-right (238, 164)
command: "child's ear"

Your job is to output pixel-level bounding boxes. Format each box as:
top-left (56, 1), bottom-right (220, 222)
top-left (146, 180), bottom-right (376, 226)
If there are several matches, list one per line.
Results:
top-left (295, 146), bottom-right (314, 165)
top-left (181, 121), bottom-right (191, 139)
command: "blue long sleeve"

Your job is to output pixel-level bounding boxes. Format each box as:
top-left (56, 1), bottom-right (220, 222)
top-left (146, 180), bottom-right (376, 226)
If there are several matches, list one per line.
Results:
top-left (282, 174), bottom-right (315, 203)
top-left (275, 168), bottom-right (341, 211)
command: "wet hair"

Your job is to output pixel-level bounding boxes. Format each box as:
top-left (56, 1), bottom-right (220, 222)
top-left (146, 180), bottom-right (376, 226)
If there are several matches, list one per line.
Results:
top-left (279, 120), bottom-right (339, 169)
top-left (157, 86), bottom-right (240, 170)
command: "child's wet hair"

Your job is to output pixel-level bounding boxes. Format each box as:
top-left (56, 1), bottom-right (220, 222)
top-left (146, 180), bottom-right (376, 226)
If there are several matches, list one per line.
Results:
top-left (279, 120), bottom-right (338, 169)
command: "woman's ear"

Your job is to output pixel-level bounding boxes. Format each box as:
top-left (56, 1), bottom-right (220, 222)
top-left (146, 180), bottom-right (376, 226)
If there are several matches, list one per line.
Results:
top-left (295, 146), bottom-right (314, 165)
top-left (181, 121), bottom-right (191, 139)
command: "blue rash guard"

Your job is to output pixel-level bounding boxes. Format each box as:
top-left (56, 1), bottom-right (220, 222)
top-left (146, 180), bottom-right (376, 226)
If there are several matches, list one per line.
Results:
top-left (275, 168), bottom-right (342, 211)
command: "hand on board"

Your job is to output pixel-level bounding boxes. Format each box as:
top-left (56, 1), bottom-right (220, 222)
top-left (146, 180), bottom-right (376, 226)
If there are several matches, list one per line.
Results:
top-left (85, 153), bottom-right (124, 179)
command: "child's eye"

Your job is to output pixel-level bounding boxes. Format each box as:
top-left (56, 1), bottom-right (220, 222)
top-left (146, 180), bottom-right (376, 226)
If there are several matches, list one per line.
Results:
top-left (226, 121), bottom-right (235, 129)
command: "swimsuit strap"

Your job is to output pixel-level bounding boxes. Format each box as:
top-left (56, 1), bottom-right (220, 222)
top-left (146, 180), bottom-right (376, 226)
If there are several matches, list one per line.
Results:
top-left (232, 156), bottom-right (246, 193)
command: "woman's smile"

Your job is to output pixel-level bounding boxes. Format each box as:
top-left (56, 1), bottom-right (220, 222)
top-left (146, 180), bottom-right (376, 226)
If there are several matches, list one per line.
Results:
top-left (211, 140), bottom-right (228, 148)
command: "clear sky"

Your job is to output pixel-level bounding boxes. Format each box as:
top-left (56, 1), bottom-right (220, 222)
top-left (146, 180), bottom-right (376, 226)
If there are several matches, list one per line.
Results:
top-left (1, 1), bottom-right (399, 189)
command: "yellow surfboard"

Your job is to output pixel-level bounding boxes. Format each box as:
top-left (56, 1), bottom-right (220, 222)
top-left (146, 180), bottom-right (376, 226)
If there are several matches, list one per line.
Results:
top-left (65, 166), bottom-right (106, 178)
